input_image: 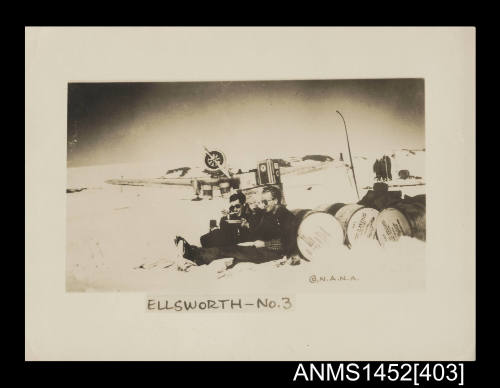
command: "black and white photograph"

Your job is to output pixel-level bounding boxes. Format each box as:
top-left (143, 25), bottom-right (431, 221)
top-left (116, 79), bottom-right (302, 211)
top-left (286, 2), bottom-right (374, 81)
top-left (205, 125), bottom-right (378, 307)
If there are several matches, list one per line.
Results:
top-left (26, 27), bottom-right (475, 362)
top-left (66, 79), bottom-right (426, 293)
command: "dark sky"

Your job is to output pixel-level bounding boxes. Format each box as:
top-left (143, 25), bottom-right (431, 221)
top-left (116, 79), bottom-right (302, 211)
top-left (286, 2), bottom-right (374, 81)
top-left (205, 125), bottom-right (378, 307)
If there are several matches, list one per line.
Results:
top-left (67, 79), bottom-right (424, 168)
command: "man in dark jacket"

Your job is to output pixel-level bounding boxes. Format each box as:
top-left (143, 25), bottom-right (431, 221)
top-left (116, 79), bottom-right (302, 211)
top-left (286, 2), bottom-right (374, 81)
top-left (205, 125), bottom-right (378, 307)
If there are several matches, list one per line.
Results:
top-left (382, 155), bottom-right (392, 181)
top-left (174, 185), bottom-right (296, 269)
top-left (200, 191), bottom-right (261, 247)
top-left (240, 185), bottom-right (296, 257)
top-left (373, 159), bottom-right (381, 181)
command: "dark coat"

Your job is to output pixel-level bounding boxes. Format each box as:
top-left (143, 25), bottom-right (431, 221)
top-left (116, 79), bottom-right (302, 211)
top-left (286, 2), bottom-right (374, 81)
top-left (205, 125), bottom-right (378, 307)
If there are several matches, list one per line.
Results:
top-left (382, 155), bottom-right (392, 180)
top-left (251, 205), bottom-right (297, 256)
top-left (219, 203), bottom-right (261, 244)
top-left (373, 159), bottom-right (383, 180)
top-left (358, 190), bottom-right (402, 211)
top-left (373, 156), bottom-right (392, 181)
top-left (200, 203), bottom-right (262, 247)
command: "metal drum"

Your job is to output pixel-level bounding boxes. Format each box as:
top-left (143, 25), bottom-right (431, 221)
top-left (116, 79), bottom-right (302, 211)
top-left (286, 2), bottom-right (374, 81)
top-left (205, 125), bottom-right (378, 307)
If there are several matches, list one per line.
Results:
top-left (395, 201), bottom-right (426, 241)
top-left (375, 200), bottom-right (426, 245)
top-left (346, 207), bottom-right (379, 245)
top-left (375, 208), bottom-right (412, 245)
top-left (334, 204), bottom-right (364, 231)
top-left (296, 210), bottom-right (345, 261)
top-left (315, 203), bottom-right (379, 247)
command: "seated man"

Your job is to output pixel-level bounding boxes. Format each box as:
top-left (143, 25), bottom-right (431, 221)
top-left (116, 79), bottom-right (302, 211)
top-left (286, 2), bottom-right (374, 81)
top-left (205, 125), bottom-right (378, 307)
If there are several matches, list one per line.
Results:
top-left (200, 191), bottom-right (261, 247)
top-left (174, 185), bottom-right (296, 270)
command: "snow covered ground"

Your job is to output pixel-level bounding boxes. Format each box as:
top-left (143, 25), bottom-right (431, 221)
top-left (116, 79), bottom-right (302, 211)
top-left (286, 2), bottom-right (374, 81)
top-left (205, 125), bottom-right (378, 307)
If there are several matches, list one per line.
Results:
top-left (66, 152), bottom-right (426, 292)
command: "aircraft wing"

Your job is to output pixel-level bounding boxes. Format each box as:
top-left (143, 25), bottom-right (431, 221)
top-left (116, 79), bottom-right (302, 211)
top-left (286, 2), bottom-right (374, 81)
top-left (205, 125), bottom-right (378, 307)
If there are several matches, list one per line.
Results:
top-left (105, 176), bottom-right (234, 187)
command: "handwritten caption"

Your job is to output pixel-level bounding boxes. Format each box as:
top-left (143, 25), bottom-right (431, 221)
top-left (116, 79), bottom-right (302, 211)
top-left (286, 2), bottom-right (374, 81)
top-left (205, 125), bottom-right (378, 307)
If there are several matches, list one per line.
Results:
top-left (146, 296), bottom-right (294, 312)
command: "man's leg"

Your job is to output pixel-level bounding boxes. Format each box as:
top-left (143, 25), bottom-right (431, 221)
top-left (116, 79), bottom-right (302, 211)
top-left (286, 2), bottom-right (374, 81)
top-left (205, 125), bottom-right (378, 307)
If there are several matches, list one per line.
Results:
top-left (189, 245), bottom-right (282, 266)
top-left (189, 246), bottom-right (227, 265)
top-left (200, 229), bottom-right (228, 248)
top-left (217, 246), bottom-right (283, 268)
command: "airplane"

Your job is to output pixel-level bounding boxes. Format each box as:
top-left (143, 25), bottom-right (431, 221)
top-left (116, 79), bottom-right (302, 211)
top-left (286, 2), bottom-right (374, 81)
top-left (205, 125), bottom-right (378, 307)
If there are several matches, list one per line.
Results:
top-left (104, 146), bottom-right (335, 202)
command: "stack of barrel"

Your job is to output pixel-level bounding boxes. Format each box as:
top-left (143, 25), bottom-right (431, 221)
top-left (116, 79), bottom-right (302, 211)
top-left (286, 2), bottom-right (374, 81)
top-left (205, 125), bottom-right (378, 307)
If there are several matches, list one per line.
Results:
top-left (293, 203), bottom-right (381, 261)
top-left (292, 186), bottom-right (426, 261)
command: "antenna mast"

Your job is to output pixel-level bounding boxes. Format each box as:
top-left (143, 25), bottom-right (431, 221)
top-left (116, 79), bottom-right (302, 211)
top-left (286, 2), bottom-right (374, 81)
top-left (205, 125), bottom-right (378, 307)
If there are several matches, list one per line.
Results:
top-left (336, 110), bottom-right (360, 200)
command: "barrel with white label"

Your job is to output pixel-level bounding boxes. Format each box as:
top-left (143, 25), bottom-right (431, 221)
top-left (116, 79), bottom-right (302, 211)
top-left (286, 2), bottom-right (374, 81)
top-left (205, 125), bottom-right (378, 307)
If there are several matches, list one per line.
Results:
top-left (346, 207), bottom-right (380, 245)
top-left (395, 201), bottom-right (426, 241)
top-left (333, 204), bottom-right (364, 231)
top-left (296, 210), bottom-right (345, 261)
top-left (375, 200), bottom-right (426, 245)
top-left (375, 208), bottom-right (412, 245)
top-left (315, 203), bottom-right (379, 246)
